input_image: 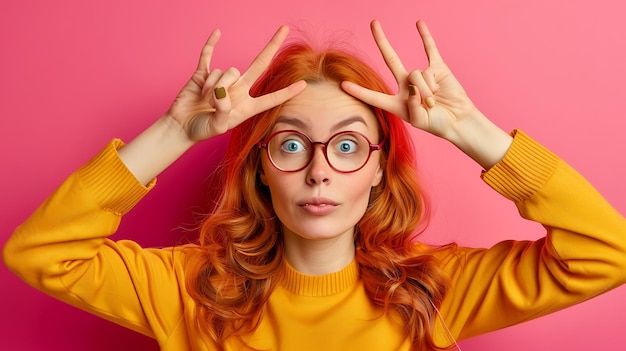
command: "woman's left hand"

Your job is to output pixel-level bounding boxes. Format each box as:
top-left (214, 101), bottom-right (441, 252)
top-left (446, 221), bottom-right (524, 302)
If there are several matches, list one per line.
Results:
top-left (342, 20), bottom-right (477, 141)
top-left (342, 20), bottom-right (513, 169)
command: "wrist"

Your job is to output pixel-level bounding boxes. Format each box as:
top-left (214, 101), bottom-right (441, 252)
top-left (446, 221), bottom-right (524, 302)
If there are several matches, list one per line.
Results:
top-left (117, 115), bottom-right (196, 185)
top-left (160, 113), bottom-right (198, 149)
top-left (448, 111), bottom-right (513, 170)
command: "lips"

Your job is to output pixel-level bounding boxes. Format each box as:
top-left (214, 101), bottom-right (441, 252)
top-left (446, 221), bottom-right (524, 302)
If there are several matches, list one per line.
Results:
top-left (297, 197), bottom-right (339, 215)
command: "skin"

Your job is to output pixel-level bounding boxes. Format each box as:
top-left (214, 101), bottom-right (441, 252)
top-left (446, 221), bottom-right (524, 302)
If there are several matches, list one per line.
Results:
top-left (259, 82), bottom-right (384, 275)
top-left (341, 20), bottom-right (512, 170)
top-left (117, 20), bottom-right (513, 275)
top-left (118, 25), bottom-right (307, 185)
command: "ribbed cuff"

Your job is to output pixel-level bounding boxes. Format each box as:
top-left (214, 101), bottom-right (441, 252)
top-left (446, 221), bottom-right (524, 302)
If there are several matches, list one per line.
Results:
top-left (481, 130), bottom-right (559, 203)
top-left (76, 139), bottom-right (156, 215)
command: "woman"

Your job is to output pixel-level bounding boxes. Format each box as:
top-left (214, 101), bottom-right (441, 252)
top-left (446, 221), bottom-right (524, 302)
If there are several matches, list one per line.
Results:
top-left (4, 20), bottom-right (626, 351)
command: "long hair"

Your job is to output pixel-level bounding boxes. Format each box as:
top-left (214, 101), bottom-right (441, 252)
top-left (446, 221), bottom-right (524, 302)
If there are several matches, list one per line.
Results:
top-left (185, 41), bottom-right (449, 350)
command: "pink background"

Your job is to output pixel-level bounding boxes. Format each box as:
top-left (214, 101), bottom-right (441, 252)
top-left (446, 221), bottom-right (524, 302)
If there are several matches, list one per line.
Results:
top-left (1, 0), bottom-right (625, 350)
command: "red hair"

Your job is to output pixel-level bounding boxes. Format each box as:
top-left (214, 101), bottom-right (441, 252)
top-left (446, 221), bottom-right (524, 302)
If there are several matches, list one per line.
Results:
top-left (186, 42), bottom-right (450, 350)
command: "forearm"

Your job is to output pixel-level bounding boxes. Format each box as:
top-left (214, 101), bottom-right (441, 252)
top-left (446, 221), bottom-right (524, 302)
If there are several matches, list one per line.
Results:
top-left (447, 110), bottom-right (513, 170)
top-left (2, 145), bottom-right (179, 337)
top-left (118, 114), bottom-right (195, 185)
top-left (3, 139), bottom-right (152, 285)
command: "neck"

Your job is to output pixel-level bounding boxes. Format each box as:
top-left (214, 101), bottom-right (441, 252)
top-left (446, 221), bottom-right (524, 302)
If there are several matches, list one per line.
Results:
top-left (282, 228), bottom-right (356, 276)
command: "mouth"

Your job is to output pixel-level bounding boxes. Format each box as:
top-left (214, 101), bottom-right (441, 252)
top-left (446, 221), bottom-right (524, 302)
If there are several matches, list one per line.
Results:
top-left (298, 198), bottom-right (339, 215)
top-left (298, 198), bottom-right (339, 207)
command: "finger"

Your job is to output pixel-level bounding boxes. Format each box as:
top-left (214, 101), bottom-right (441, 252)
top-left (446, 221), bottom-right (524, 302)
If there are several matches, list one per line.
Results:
top-left (421, 69), bottom-right (440, 94)
top-left (341, 81), bottom-right (406, 119)
top-left (408, 70), bottom-right (435, 108)
top-left (251, 80), bottom-right (307, 114)
top-left (201, 68), bottom-right (223, 98)
top-left (416, 20), bottom-right (443, 65)
top-left (370, 20), bottom-right (408, 83)
top-left (241, 25), bottom-right (290, 85)
top-left (407, 100), bottom-right (429, 131)
top-left (212, 67), bottom-right (241, 109)
top-left (196, 29), bottom-right (222, 77)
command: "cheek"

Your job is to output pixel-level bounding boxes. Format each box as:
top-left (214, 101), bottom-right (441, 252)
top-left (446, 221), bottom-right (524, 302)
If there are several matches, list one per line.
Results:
top-left (340, 168), bottom-right (380, 203)
top-left (261, 165), bottom-right (293, 204)
top-left (262, 175), bottom-right (299, 228)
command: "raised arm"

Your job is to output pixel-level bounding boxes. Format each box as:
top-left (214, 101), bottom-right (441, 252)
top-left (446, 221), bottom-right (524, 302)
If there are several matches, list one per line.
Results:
top-left (2, 25), bottom-right (305, 341)
top-left (343, 19), bottom-right (626, 346)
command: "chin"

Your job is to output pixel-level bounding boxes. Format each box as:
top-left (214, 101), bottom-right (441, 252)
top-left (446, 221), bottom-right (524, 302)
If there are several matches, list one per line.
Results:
top-left (285, 223), bottom-right (356, 242)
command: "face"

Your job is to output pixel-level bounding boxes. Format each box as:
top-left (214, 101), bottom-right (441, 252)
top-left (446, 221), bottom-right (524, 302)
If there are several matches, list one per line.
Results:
top-left (259, 82), bottom-right (384, 244)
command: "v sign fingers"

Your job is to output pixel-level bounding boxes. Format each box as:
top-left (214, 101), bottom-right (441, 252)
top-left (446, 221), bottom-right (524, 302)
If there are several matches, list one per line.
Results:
top-left (119, 26), bottom-right (306, 184)
top-left (373, 20), bottom-right (437, 117)
top-left (344, 19), bottom-right (485, 142)
top-left (167, 26), bottom-right (306, 143)
top-left (341, 20), bottom-right (431, 125)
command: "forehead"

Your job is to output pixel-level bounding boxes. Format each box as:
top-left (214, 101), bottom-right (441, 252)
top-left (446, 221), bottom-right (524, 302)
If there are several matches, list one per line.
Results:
top-left (275, 82), bottom-right (378, 135)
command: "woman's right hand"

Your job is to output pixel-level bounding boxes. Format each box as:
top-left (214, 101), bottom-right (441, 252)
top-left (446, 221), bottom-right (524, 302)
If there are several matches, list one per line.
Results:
top-left (118, 26), bottom-right (305, 185)
top-left (168, 25), bottom-right (307, 142)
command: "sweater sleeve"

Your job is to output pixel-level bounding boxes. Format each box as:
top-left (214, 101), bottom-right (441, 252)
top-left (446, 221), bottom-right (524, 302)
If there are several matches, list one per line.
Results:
top-left (2, 139), bottom-right (189, 341)
top-left (433, 130), bottom-right (626, 342)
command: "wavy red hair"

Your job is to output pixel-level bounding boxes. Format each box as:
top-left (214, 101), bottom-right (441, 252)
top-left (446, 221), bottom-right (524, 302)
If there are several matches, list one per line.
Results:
top-left (186, 41), bottom-right (450, 350)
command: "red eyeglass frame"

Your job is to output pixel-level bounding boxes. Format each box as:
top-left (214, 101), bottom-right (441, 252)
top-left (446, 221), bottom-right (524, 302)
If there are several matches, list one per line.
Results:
top-left (257, 130), bottom-right (385, 173)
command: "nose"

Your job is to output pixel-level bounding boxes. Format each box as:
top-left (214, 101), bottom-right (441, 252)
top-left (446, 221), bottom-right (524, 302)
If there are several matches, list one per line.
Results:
top-left (306, 145), bottom-right (331, 185)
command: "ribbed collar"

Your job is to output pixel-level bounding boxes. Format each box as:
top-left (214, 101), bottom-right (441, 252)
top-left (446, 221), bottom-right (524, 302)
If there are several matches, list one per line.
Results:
top-left (281, 260), bottom-right (360, 297)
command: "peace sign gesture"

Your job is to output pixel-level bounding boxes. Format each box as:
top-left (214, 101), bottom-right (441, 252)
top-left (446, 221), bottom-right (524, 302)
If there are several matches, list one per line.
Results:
top-left (168, 25), bottom-right (306, 141)
top-left (342, 20), bottom-right (512, 169)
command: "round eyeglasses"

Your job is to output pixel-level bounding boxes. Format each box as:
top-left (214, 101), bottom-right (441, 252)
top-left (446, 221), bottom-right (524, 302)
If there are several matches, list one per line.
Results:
top-left (257, 130), bottom-right (384, 173)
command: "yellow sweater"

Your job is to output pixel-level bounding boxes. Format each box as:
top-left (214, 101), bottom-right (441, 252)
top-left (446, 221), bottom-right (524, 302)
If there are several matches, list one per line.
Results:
top-left (4, 131), bottom-right (626, 350)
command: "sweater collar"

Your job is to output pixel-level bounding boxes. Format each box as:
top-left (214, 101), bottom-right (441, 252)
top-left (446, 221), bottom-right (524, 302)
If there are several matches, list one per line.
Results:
top-left (281, 259), bottom-right (359, 297)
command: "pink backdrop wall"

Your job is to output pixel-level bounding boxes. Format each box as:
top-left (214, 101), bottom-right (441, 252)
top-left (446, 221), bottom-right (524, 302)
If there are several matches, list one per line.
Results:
top-left (1, 0), bottom-right (625, 350)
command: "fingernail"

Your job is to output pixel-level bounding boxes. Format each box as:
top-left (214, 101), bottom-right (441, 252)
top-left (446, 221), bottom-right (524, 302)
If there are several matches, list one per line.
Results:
top-left (215, 87), bottom-right (226, 99)
top-left (425, 96), bottom-right (436, 108)
top-left (408, 85), bottom-right (416, 96)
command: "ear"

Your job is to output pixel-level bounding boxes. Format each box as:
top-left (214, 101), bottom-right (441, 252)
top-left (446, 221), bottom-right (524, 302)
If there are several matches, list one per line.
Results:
top-left (258, 164), bottom-right (269, 186)
top-left (371, 164), bottom-right (384, 187)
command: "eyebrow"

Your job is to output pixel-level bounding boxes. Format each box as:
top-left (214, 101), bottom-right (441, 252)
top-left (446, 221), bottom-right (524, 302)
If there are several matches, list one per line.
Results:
top-left (274, 115), bottom-right (370, 132)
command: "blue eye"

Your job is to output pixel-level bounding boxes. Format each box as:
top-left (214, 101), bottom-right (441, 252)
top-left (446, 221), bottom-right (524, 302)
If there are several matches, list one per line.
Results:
top-left (281, 139), bottom-right (306, 153)
top-left (336, 140), bottom-right (357, 154)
